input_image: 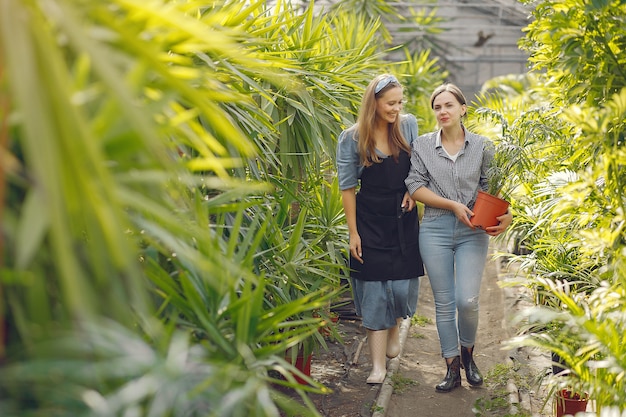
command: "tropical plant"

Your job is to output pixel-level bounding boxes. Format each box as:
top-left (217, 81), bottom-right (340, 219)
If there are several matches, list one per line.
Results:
top-left (514, 85), bottom-right (626, 412)
top-left (510, 257), bottom-right (626, 410)
top-left (329, 0), bottom-right (402, 43)
top-left (392, 48), bottom-right (448, 132)
top-left (233, 2), bottom-right (383, 182)
top-left (520, 0), bottom-right (626, 107)
top-left (0, 0), bottom-right (466, 415)
top-left (0, 0), bottom-right (376, 415)
top-left (480, 0), bottom-right (626, 412)
top-left (468, 78), bottom-right (548, 200)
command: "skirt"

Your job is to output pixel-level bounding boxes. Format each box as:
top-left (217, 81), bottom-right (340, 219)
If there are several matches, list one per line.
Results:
top-left (351, 276), bottom-right (420, 330)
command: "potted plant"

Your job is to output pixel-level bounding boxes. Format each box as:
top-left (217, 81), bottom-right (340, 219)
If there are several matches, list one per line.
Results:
top-left (470, 139), bottom-right (520, 229)
top-left (555, 388), bottom-right (588, 417)
top-left (466, 103), bottom-right (535, 229)
top-left (284, 339), bottom-right (315, 385)
top-left (550, 349), bottom-right (589, 417)
top-left (549, 336), bottom-right (590, 417)
top-left (283, 304), bottom-right (345, 385)
top-left (514, 295), bottom-right (594, 417)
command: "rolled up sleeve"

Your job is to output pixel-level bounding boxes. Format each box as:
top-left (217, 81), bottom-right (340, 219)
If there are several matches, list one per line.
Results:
top-left (336, 130), bottom-right (360, 190)
top-left (401, 114), bottom-right (418, 145)
top-left (405, 143), bottom-right (429, 196)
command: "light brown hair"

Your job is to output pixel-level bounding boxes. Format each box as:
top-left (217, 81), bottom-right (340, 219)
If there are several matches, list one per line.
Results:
top-left (430, 83), bottom-right (467, 109)
top-left (355, 74), bottom-right (410, 167)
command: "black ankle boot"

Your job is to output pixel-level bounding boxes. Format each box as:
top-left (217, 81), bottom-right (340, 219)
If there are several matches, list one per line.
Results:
top-left (461, 346), bottom-right (483, 386)
top-left (435, 356), bottom-right (461, 392)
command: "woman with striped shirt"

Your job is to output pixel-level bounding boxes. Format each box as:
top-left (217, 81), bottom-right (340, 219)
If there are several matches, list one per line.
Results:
top-left (405, 83), bottom-right (512, 392)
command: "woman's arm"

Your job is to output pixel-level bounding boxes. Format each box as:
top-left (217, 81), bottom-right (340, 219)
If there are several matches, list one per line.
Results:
top-left (341, 188), bottom-right (363, 264)
top-left (410, 187), bottom-right (474, 229)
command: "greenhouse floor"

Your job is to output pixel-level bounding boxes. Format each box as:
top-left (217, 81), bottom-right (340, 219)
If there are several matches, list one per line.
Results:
top-left (289, 249), bottom-right (555, 417)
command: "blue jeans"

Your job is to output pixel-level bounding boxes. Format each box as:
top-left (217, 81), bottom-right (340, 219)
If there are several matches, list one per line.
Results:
top-left (419, 213), bottom-right (489, 358)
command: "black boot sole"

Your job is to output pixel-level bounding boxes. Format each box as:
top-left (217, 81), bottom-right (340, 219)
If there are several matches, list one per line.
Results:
top-left (435, 380), bottom-right (461, 392)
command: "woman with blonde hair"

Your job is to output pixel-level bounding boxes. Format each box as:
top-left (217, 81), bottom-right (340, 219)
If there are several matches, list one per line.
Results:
top-left (337, 74), bottom-right (424, 384)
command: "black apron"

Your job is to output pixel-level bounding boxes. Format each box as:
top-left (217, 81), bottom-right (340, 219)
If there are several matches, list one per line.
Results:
top-left (351, 150), bottom-right (424, 281)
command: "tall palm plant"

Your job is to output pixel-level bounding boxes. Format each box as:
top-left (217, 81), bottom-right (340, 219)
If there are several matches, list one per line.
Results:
top-left (393, 48), bottom-right (448, 131)
top-left (0, 0), bottom-right (453, 415)
top-left (234, 2), bottom-right (384, 182)
top-left (0, 0), bottom-right (341, 415)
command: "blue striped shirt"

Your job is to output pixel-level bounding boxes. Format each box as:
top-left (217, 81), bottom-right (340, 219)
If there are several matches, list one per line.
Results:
top-left (405, 127), bottom-right (495, 219)
top-left (336, 114), bottom-right (419, 191)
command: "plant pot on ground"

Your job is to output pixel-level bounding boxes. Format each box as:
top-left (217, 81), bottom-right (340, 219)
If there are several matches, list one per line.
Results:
top-left (282, 311), bottom-right (330, 386)
top-left (554, 389), bottom-right (588, 417)
top-left (285, 346), bottom-right (313, 385)
top-left (545, 331), bottom-right (591, 416)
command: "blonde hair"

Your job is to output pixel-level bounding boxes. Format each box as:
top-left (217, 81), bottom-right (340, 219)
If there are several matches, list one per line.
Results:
top-left (355, 74), bottom-right (411, 167)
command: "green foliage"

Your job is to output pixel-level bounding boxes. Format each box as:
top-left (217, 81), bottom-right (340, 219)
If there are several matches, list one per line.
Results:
top-left (393, 48), bottom-right (448, 132)
top-left (520, 0), bottom-right (626, 106)
top-left (0, 320), bottom-right (325, 417)
top-left (472, 363), bottom-right (532, 417)
top-left (510, 264), bottom-right (626, 409)
top-left (390, 373), bottom-right (418, 394)
top-left (410, 313), bottom-right (432, 327)
top-left (468, 74), bottom-right (568, 199)
top-left (480, 0), bottom-right (626, 412)
top-left (0, 0), bottom-right (358, 415)
top-left (236, 2), bottom-right (384, 181)
top-left (0, 1), bottom-right (506, 416)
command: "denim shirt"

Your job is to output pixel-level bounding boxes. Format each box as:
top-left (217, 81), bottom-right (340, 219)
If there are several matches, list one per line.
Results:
top-left (404, 127), bottom-right (495, 219)
top-left (336, 114), bottom-right (419, 191)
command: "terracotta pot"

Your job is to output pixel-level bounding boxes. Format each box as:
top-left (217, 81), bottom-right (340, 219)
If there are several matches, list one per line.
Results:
top-left (471, 190), bottom-right (510, 229)
top-left (285, 350), bottom-right (312, 385)
top-left (555, 389), bottom-right (588, 417)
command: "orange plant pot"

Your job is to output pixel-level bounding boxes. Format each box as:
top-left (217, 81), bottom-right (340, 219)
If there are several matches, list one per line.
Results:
top-left (555, 389), bottom-right (588, 417)
top-left (471, 190), bottom-right (510, 229)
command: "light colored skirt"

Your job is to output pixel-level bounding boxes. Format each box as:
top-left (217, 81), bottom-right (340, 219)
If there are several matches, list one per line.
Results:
top-left (351, 277), bottom-right (420, 330)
